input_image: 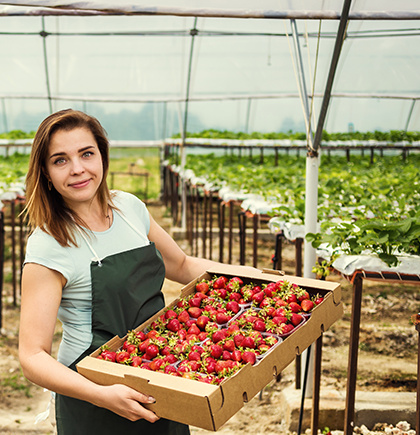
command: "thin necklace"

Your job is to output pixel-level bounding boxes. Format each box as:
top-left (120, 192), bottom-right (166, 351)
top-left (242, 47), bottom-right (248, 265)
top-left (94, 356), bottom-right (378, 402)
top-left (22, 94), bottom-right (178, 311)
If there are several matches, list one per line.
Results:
top-left (105, 209), bottom-right (111, 228)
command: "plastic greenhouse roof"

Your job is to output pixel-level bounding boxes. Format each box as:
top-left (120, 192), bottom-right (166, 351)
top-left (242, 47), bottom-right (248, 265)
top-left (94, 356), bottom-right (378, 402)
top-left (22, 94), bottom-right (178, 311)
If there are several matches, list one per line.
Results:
top-left (0, 0), bottom-right (419, 139)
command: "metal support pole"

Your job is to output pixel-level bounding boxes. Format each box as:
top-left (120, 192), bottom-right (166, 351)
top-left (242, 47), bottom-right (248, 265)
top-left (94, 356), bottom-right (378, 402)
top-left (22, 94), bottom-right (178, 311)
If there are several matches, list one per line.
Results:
top-left (40, 17), bottom-right (53, 114)
top-left (344, 273), bottom-right (363, 435)
top-left (180, 17), bottom-right (198, 230)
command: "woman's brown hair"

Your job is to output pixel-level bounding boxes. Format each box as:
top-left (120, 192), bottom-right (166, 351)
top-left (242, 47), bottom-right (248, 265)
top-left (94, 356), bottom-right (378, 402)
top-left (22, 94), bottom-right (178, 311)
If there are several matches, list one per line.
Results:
top-left (24, 109), bottom-right (115, 247)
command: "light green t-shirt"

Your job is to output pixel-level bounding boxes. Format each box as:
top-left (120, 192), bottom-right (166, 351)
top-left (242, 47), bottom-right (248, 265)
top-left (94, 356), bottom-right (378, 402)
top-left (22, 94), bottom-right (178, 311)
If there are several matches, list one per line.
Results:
top-left (24, 191), bottom-right (151, 366)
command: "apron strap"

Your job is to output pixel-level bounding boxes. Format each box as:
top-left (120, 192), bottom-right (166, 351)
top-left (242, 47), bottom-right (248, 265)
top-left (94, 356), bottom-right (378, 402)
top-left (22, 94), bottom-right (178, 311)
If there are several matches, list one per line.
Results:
top-left (75, 209), bottom-right (150, 265)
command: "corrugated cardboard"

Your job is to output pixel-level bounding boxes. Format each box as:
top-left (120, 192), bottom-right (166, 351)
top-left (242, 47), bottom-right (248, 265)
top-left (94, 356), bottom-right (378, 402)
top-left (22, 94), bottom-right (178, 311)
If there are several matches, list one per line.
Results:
top-left (77, 266), bottom-right (343, 431)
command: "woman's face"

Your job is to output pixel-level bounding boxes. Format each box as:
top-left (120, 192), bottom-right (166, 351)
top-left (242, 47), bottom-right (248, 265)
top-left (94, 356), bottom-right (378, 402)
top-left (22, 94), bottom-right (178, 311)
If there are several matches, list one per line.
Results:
top-left (45, 127), bottom-right (104, 209)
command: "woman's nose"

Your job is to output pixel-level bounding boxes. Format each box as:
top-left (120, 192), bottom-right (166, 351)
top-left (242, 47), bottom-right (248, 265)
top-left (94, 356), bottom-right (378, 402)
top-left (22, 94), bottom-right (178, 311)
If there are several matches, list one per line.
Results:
top-left (70, 158), bottom-right (85, 175)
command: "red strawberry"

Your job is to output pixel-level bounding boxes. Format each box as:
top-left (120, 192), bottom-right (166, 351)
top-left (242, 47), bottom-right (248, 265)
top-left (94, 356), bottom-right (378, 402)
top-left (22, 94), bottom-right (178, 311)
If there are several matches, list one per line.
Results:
top-left (189, 297), bottom-right (202, 308)
top-left (196, 281), bottom-right (210, 294)
top-left (241, 336), bottom-right (255, 349)
top-left (298, 291), bottom-right (310, 301)
top-left (213, 276), bottom-right (228, 289)
top-left (130, 355), bottom-right (142, 367)
top-left (167, 318), bottom-right (182, 332)
top-left (289, 302), bottom-right (302, 313)
top-left (242, 351), bottom-right (256, 365)
top-left (187, 323), bottom-right (201, 336)
top-left (136, 331), bottom-right (147, 341)
top-left (188, 307), bottom-right (202, 318)
top-left (251, 291), bottom-right (265, 305)
top-left (216, 312), bottom-right (230, 324)
top-left (229, 292), bottom-right (242, 303)
top-left (233, 333), bottom-right (245, 347)
top-left (126, 344), bottom-right (138, 354)
top-left (145, 344), bottom-right (159, 360)
top-left (301, 299), bottom-right (314, 312)
top-left (281, 324), bottom-right (295, 335)
top-left (212, 329), bottom-right (227, 343)
top-left (100, 349), bottom-right (116, 362)
top-left (164, 364), bottom-right (177, 375)
top-left (231, 349), bottom-right (242, 362)
top-left (290, 313), bottom-right (303, 326)
top-left (196, 315), bottom-right (210, 330)
top-left (315, 296), bottom-right (324, 305)
top-left (209, 344), bottom-right (223, 359)
top-left (253, 319), bottom-right (266, 332)
top-left (165, 309), bottom-right (177, 320)
top-left (226, 300), bottom-right (240, 314)
top-left (177, 310), bottom-right (190, 324)
top-left (222, 350), bottom-right (231, 360)
top-left (223, 339), bottom-right (235, 352)
top-left (188, 350), bottom-right (201, 362)
top-left (138, 338), bottom-right (150, 354)
top-left (116, 350), bottom-right (130, 364)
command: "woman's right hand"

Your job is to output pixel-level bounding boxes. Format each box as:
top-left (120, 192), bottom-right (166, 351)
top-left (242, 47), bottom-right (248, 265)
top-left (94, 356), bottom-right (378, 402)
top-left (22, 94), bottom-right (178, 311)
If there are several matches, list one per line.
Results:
top-left (94, 384), bottom-right (159, 423)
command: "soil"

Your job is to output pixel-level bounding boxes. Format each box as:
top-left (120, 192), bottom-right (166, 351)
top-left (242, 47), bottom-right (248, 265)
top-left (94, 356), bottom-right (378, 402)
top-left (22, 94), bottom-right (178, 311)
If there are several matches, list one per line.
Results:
top-left (0, 201), bottom-right (418, 434)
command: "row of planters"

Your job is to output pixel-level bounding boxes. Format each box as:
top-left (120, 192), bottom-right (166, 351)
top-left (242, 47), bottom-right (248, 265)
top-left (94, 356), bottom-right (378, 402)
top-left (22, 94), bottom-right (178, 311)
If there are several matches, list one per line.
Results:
top-left (162, 150), bottom-right (420, 270)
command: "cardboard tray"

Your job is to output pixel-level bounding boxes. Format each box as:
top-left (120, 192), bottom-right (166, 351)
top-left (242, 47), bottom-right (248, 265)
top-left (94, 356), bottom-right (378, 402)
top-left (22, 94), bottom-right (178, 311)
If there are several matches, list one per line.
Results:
top-left (77, 265), bottom-right (343, 431)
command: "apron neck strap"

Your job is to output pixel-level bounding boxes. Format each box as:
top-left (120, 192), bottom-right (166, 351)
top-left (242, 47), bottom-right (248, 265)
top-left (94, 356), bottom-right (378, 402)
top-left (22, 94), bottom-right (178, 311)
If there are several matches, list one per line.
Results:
top-left (75, 209), bottom-right (150, 265)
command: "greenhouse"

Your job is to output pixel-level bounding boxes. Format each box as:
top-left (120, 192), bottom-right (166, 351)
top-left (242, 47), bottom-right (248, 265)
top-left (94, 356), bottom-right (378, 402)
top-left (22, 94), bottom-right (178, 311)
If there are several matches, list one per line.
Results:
top-left (0, 2), bottom-right (419, 435)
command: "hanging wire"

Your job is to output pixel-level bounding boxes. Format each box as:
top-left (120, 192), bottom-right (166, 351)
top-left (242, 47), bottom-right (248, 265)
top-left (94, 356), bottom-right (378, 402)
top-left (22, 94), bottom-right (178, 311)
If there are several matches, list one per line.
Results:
top-left (284, 20), bottom-right (314, 152)
top-left (306, 20), bottom-right (322, 146)
top-left (40, 17), bottom-right (53, 113)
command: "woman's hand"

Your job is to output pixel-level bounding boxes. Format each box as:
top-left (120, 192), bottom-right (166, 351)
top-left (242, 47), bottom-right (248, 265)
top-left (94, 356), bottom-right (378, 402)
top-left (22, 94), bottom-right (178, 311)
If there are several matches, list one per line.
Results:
top-left (93, 384), bottom-right (159, 423)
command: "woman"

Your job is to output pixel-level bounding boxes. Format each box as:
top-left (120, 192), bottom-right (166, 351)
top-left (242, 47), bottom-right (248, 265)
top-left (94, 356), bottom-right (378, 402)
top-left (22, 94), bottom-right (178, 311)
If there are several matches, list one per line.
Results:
top-left (19, 109), bottom-right (220, 434)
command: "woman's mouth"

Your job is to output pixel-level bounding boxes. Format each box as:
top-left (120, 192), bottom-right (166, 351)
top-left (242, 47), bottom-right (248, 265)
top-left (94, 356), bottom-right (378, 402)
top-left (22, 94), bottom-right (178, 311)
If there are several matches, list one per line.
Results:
top-left (69, 179), bottom-right (91, 189)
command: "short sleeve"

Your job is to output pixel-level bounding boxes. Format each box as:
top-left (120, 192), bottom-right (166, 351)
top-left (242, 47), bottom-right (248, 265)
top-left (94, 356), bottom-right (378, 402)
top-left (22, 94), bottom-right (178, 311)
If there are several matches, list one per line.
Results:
top-left (24, 229), bottom-right (74, 284)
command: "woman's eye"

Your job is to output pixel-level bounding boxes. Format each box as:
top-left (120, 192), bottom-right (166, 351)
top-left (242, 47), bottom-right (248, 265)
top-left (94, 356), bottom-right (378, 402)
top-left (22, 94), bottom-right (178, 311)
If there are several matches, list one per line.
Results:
top-left (83, 151), bottom-right (93, 158)
top-left (54, 157), bottom-right (66, 165)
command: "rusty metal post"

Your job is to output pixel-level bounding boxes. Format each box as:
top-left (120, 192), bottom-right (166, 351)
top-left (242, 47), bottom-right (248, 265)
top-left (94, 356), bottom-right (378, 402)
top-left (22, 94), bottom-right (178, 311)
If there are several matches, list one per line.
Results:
top-left (218, 200), bottom-right (225, 263)
top-left (253, 213), bottom-right (258, 268)
top-left (202, 191), bottom-right (207, 258)
top-left (209, 191), bottom-right (213, 260)
top-left (295, 238), bottom-right (303, 277)
top-left (11, 201), bottom-right (17, 306)
top-left (0, 211), bottom-right (4, 330)
top-left (311, 334), bottom-right (323, 435)
top-left (228, 201), bottom-right (233, 264)
top-left (238, 211), bottom-right (246, 265)
top-left (344, 272), bottom-right (363, 435)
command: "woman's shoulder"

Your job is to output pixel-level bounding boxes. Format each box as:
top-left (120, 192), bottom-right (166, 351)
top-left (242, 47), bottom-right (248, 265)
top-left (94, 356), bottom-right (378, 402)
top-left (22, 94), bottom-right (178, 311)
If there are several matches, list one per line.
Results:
top-left (112, 190), bottom-right (147, 211)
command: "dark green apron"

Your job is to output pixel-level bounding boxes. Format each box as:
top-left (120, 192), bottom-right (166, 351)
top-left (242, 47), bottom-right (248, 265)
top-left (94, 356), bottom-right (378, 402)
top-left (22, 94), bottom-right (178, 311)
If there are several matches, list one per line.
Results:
top-left (55, 242), bottom-right (190, 435)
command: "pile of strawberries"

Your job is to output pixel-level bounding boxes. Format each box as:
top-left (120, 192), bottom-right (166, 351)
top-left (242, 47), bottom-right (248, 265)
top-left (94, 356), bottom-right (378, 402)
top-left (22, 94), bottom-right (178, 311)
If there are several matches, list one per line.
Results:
top-left (97, 275), bottom-right (324, 384)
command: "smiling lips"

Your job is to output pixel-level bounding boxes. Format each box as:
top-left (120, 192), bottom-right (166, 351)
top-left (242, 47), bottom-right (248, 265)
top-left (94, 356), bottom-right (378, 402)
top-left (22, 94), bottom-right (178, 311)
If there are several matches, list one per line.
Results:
top-left (69, 179), bottom-right (91, 189)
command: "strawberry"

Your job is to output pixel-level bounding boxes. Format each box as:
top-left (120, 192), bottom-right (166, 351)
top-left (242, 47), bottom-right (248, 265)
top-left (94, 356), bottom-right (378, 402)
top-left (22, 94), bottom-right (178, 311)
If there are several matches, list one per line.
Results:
top-left (289, 302), bottom-right (302, 313)
top-left (251, 291), bottom-right (265, 305)
top-left (226, 300), bottom-right (240, 314)
top-left (196, 315), bottom-right (210, 330)
top-left (222, 350), bottom-right (231, 360)
top-left (196, 281), bottom-right (210, 294)
top-left (189, 297), bottom-right (202, 308)
top-left (177, 310), bottom-right (190, 324)
top-left (315, 296), bottom-right (324, 305)
top-left (164, 364), bottom-right (177, 375)
top-left (136, 331), bottom-right (147, 341)
top-left (253, 319), bottom-right (266, 332)
top-left (187, 323), bottom-right (201, 336)
top-left (298, 291), bottom-right (310, 302)
top-left (130, 355), bottom-right (142, 367)
top-left (228, 292), bottom-right (242, 303)
top-left (188, 350), bottom-right (201, 362)
top-left (138, 338), bottom-right (150, 354)
top-left (167, 318), bottom-right (182, 332)
top-left (241, 336), bottom-right (255, 349)
top-left (198, 331), bottom-right (208, 341)
top-left (165, 309), bottom-right (177, 320)
top-left (209, 344), bottom-right (223, 359)
top-left (242, 351), bottom-right (256, 365)
top-left (212, 329), bottom-right (227, 343)
top-left (188, 306), bottom-right (202, 318)
top-left (233, 333), bottom-right (245, 347)
top-left (290, 313), bottom-right (303, 326)
top-left (213, 276), bottom-right (228, 289)
top-left (223, 339), bottom-right (235, 352)
top-left (145, 344), bottom-right (159, 360)
top-left (126, 344), bottom-right (138, 354)
top-left (116, 350), bottom-right (130, 364)
top-left (301, 299), bottom-right (314, 312)
top-left (231, 349), bottom-right (242, 362)
top-left (280, 324), bottom-right (295, 335)
top-left (215, 312), bottom-right (230, 324)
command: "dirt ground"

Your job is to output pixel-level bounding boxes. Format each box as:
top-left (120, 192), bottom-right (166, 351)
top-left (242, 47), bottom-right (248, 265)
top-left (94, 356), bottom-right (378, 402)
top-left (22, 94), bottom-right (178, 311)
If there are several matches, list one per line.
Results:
top-left (0, 201), bottom-right (418, 434)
